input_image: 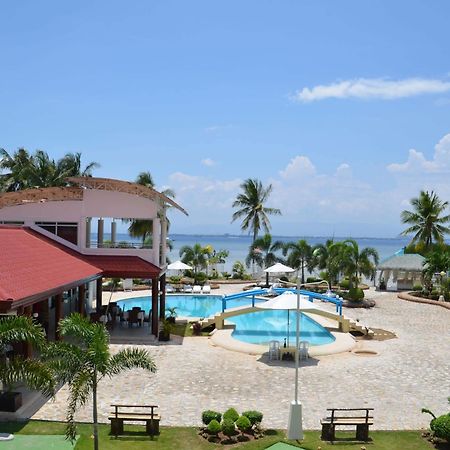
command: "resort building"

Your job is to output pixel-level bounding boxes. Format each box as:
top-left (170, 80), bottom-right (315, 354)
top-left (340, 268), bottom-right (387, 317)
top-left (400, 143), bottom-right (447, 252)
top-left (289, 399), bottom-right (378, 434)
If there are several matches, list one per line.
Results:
top-left (0, 177), bottom-right (187, 341)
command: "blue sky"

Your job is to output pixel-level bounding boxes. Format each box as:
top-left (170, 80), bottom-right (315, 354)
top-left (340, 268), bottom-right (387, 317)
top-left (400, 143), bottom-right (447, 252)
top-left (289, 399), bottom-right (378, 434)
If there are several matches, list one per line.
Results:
top-left (1, 1), bottom-right (450, 237)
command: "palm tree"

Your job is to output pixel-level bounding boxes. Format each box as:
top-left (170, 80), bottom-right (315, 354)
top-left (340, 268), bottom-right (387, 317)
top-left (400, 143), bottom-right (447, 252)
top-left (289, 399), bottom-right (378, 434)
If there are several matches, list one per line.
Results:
top-left (283, 239), bottom-right (313, 284)
top-left (246, 234), bottom-right (284, 286)
top-left (0, 148), bottom-right (99, 191)
top-left (127, 171), bottom-right (176, 246)
top-left (341, 239), bottom-right (379, 289)
top-left (311, 239), bottom-right (346, 289)
top-left (0, 316), bottom-right (54, 401)
top-left (401, 190), bottom-right (450, 248)
top-left (179, 243), bottom-right (209, 275)
top-left (44, 314), bottom-right (156, 450)
top-left (232, 179), bottom-right (281, 243)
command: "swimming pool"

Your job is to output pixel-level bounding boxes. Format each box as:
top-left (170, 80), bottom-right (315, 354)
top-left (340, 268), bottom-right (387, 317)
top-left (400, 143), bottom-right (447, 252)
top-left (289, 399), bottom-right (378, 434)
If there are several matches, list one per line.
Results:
top-left (117, 295), bottom-right (335, 346)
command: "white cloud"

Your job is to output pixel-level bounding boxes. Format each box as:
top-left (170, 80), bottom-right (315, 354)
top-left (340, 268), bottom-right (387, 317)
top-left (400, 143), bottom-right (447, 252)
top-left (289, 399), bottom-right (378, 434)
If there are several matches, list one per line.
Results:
top-left (204, 124), bottom-right (233, 133)
top-left (387, 133), bottom-right (450, 173)
top-left (292, 78), bottom-right (450, 102)
top-left (279, 156), bottom-right (316, 180)
top-left (201, 158), bottom-right (216, 167)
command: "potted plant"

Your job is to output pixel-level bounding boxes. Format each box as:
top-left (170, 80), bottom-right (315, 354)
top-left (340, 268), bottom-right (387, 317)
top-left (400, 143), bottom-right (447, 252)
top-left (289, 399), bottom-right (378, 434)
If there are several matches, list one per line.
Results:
top-left (158, 319), bottom-right (173, 342)
top-left (166, 307), bottom-right (178, 324)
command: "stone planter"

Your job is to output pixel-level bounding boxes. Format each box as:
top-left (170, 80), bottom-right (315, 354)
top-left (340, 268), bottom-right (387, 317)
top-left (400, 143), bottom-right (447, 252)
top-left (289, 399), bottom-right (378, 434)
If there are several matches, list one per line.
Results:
top-left (0, 391), bottom-right (22, 412)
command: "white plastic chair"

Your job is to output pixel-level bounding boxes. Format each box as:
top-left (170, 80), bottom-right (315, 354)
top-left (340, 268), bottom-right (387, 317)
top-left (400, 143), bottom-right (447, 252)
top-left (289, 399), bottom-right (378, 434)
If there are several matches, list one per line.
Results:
top-left (193, 285), bottom-right (202, 294)
top-left (122, 278), bottom-right (134, 292)
top-left (183, 284), bottom-right (193, 293)
top-left (299, 341), bottom-right (310, 360)
top-left (202, 285), bottom-right (211, 294)
top-left (166, 284), bottom-right (174, 293)
top-left (268, 340), bottom-right (280, 360)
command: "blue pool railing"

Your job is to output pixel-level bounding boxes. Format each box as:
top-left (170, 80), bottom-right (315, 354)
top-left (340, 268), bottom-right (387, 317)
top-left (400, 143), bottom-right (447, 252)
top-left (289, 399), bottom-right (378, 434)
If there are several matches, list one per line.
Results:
top-left (221, 288), bottom-right (343, 315)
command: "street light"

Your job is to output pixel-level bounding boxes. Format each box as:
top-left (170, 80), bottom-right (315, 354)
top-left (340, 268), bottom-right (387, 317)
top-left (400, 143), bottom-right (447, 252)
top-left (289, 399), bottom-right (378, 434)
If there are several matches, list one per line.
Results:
top-left (287, 279), bottom-right (304, 440)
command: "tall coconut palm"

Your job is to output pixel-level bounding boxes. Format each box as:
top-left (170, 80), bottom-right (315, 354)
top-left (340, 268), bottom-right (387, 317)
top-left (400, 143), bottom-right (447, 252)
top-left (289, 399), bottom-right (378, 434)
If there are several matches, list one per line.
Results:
top-left (0, 316), bottom-right (54, 399)
top-left (127, 171), bottom-right (175, 246)
top-left (341, 239), bottom-right (379, 289)
top-left (401, 190), bottom-right (450, 248)
top-left (0, 148), bottom-right (33, 191)
top-left (246, 234), bottom-right (284, 285)
top-left (179, 243), bottom-right (209, 275)
top-left (44, 314), bottom-right (156, 450)
top-left (232, 179), bottom-right (281, 243)
top-left (283, 239), bottom-right (313, 284)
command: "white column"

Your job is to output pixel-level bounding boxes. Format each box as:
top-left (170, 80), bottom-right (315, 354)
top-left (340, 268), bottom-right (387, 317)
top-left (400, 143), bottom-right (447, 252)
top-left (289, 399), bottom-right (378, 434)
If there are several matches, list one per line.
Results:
top-left (160, 213), bottom-right (167, 267)
top-left (85, 218), bottom-right (91, 248)
top-left (111, 220), bottom-right (117, 246)
top-left (97, 218), bottom-right (104, 248)
top-left (152, 218), bottom-right (161, 267)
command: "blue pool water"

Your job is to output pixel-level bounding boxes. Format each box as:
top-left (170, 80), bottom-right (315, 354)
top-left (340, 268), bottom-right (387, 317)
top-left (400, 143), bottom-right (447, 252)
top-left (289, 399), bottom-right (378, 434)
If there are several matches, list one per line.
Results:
top-left (117, 295), bottom-right (335, 346)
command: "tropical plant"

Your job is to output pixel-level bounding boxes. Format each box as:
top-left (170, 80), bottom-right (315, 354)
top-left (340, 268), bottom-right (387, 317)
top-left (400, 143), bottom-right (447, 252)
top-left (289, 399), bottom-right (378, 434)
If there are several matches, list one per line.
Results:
top-left (282, 239), bottom-right (313, 284)
top-left (341, 239), bottom-right (379, 289)
top-left (166, 307), bottom-right (178, 323)
top-left (179, 243), bottom-right (209, 275)
top-left (311, 240), bottom-right (347, 288)
top-left (246, 234), bottom-right (284, 285)
top-left (422, 399), bottom-right (450, 443)
top-left (126, 171), bottom-right (176, 247)
top-left (232, 261), bottom-right (246, 279)
top-left (0, 316), bottom-right (54, 399)
top-left (0, 148), bottom-right (98, 191)
top-left (231, 178), bottom-right (281, 243)
top-left (44, 314), bottom-right (156, 449)
top-left (401, 190), bottom-right (450, 248)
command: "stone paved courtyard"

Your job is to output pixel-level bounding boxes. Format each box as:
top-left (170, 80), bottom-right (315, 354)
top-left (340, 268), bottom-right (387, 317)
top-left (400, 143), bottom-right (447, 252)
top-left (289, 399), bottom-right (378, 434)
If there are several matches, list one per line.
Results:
top-left (33, 290), bottom-right (450, 430)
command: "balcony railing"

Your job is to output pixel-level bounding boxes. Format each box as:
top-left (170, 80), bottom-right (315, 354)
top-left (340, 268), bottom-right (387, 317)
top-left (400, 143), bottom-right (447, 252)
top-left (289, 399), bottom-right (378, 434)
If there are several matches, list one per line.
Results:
top-left (88, 241), bottom-right (152, 250)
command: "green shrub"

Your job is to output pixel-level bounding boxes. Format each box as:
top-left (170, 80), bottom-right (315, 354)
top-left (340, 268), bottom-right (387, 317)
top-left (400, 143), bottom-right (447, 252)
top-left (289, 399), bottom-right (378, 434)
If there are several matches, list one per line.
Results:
top-left (242, 410), bottom-right (263, 425)
top-left (339, 279), bottom-right (350, 289)
top-left (431, 415), bottom-right (450, 442)
top-left (236, 415), bottom-right (252, 432)
top-left (223, 407), bottom-right (239, 422)
top-left (202, 410), bottom-right (222, 425)
top-left (306, 277), bottom-right (320, 283)
top-left (194, 272), bottom-right (208, 285)
top-left (222, 272), bottom-right (231, 279)
top-left (347, 287), bottom-right (364, 301)
top-left (221, 418), bottom-right (236, 437)
top-left (207, 419), bottom-right (221, 435)
top-left (430, 290), bottom-right (440, 300)
top-left (412, 283), bottom-right (422, 291)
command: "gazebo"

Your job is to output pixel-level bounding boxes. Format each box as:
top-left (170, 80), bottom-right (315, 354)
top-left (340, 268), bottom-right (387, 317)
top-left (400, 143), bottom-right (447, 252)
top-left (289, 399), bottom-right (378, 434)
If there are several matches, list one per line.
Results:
top-left (376, 253), bottom-right (425, 291)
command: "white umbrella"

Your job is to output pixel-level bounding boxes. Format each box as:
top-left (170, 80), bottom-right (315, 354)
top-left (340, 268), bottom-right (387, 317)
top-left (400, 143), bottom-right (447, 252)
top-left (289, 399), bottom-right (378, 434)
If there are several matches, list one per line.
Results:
top-left (167, 260), bottom-right (193, 271)
top-left (263, 263), bottom-right (295, 287)
top-left (256, 291), bottom-right (320, 346)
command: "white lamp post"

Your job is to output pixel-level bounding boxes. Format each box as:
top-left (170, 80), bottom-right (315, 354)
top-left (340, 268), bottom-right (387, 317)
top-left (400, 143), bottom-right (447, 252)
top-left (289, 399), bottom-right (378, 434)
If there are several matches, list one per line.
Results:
top-left (287, 279), bottom-right (304, 440)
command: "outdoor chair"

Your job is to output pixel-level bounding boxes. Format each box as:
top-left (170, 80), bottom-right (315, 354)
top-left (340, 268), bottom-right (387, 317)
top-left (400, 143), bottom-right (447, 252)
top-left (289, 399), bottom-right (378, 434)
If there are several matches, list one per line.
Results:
top-left (122, 278), bottom-right (134, 292)
top-left (192, 285), bottom-right (202, 294)
top-left (128, 309), bottom-right (141, 327)
top-left (299, 340), bottom-right (310, 360)
top-left (202, 285), bottom-right (211, 294)
top-left (268, 340), bottom-right (280, 360)
top-left (166, 284), bottom-right (174, 293)
top-left (183, 284), bottom-right (193, 293)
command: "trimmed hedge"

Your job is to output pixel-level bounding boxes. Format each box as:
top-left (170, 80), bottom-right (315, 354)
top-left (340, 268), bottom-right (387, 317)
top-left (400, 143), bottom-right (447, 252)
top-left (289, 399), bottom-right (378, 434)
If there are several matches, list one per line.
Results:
top-left (236, 415), bottom-right (252, 432)
top-left (223, 407), bottom-right (239, 423)
top-left (202, 410), bottom-right (222, 425)
top-left (242, 410), bottom-right (263, 425)
top-left (221, 418), bottom-right (236, 437)
top-left (207, 419), bottom-right (221, 435)
top-left (431, 414), bottom-right (450, 442)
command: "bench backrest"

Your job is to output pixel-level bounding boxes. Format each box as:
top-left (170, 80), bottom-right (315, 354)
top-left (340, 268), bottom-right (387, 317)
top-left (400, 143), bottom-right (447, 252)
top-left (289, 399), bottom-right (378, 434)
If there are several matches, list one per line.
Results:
top-left (327, 408), bottom-right (373, 423)
top-left (111, 404), bottom-right (159, 418)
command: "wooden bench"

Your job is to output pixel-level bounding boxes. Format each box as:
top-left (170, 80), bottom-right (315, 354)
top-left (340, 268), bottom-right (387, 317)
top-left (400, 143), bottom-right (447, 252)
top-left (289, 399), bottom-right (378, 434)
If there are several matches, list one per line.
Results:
top-left (108, 404), bottom-right (160, 437)
top-left (321, 408), bottom-right (373, 442)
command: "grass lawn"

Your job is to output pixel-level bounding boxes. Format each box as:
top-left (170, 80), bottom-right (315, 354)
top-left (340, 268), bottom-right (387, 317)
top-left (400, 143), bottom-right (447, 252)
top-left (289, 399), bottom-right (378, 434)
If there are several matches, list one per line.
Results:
top-left (0, 421), bottom-right (445, 450)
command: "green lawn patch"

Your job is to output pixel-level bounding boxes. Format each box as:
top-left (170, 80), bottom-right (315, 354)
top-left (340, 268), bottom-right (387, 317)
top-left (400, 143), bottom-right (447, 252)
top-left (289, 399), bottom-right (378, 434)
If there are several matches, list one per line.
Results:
top-left (0, 421), bottom-right (444, 450)
top-left (0, 435), bottom-right (77, 450)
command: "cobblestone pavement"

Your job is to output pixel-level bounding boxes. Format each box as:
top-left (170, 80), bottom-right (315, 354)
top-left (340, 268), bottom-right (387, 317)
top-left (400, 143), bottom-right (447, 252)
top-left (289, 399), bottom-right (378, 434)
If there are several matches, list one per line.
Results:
top-left (34, 290), bottom-right (450, 430)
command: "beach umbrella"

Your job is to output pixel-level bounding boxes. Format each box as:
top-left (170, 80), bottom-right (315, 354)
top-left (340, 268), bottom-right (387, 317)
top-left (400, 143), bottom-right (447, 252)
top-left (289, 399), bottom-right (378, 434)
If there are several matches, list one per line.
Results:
top-left (256, 291), bottom-right (321, 346)
top-left (263, 262), bottom-right (295, 287)
top-left (168, 260), bottom-right (193, 271)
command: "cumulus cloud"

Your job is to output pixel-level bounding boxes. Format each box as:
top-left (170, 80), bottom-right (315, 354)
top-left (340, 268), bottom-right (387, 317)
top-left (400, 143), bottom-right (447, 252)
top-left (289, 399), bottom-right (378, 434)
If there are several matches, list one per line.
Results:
top-left (279, 156), bottom-right (316, 180)
top-left (201, 158), bottom-right (216, 167)
top-left (292, 78), bottom-right (450, 102)
top-left (387, 133), bottom-right (450, 173)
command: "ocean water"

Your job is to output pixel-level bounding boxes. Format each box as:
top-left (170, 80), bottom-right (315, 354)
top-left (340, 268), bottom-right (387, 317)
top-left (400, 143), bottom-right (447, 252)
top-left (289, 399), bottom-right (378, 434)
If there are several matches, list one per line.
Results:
top-left (106, 232), bottom-right (410, 272)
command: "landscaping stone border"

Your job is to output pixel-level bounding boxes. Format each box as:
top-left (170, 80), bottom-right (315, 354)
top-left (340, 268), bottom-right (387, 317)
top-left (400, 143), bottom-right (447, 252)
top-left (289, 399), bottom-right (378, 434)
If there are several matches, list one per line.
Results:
top-left (398, 291), bottom-right (450, 310)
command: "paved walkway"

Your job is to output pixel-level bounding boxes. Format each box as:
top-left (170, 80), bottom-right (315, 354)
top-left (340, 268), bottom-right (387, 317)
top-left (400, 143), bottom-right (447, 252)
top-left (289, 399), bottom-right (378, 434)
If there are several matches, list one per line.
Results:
top-left (34, 290), bottom-right (450, 430)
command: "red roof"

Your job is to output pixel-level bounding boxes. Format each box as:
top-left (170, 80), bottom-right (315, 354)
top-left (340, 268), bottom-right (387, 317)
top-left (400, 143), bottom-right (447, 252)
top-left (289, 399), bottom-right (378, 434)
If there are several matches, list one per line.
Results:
top-left (82, 255), bottom-right (160, 278)
top-left (0, 227), bottom-right (101, 309)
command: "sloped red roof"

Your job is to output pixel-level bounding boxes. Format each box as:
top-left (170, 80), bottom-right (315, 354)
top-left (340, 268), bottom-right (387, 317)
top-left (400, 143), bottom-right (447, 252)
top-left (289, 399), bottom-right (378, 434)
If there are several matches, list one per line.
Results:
top-left (0, 226), bottom-right (101, 308)
top-left (82, 255), bottom-right (160, 278)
